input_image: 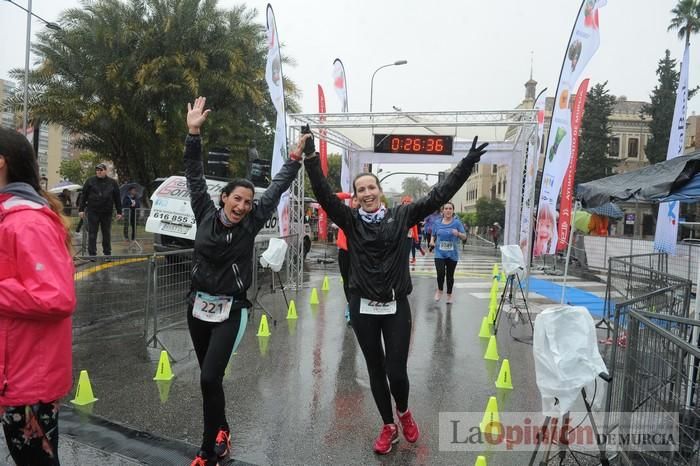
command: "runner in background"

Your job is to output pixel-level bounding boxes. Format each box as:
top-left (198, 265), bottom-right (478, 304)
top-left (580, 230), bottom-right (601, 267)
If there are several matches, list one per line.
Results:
top-left (430, 202), bottom-right (466, 304)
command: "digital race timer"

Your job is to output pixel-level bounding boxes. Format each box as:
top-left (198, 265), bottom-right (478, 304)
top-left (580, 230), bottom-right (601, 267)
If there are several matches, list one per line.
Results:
top-left (373, 134), bottom-right (454, 155)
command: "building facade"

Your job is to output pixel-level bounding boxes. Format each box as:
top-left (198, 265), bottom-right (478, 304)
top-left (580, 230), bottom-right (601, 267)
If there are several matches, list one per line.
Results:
top-left (0, 78), bottom-right (75, 188)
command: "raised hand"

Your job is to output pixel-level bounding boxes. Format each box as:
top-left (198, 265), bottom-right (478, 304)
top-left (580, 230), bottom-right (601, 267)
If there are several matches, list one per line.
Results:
top-left (465, 136), bottom-right (489, 164)
top-left (187, 97), bottom-right (211, 134)
top-left (290, 133), bottom-right (313, 161)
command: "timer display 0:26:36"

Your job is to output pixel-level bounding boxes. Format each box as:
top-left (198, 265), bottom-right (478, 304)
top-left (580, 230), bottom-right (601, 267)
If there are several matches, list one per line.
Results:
top-left (373, 134), bottom-right (453, 155)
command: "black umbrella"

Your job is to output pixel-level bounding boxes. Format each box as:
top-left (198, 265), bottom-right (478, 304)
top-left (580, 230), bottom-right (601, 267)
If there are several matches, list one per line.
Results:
top-left (119, 182), bottom-right (145, 200)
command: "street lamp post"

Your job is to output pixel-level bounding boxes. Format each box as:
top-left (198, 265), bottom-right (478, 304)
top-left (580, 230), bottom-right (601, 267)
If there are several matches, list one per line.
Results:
top-left (3, 0), bottom-right (61, 139)
top-left (368, 60), bottom-right (407, 173)
top-left (369, 60), bottom-right (407, 113)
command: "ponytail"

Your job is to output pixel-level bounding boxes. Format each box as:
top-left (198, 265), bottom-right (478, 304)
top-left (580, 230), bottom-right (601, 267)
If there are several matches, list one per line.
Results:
top-left (40, 189), bottom-right (73, 254)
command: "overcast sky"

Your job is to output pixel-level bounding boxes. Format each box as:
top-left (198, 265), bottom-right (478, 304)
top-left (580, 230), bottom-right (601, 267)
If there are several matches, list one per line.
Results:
top-left (1, 0), bottom-right (697, 191)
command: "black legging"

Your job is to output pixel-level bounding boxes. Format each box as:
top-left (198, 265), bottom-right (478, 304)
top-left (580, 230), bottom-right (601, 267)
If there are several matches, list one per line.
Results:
top-left (348, 294), bottom-right (412, 424)
top-left (187, 303), bottom-right (246, 455)
top-left (434, 258), bottom-right (458, 294)
top-left (123, 208), bottom-right (137, 240)
top-left (338, 248), bottom-right (351, 303)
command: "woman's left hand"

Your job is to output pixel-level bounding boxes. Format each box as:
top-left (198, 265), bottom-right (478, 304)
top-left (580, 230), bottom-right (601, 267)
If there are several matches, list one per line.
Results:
top-left (451, 228), bottom-right (460, 237)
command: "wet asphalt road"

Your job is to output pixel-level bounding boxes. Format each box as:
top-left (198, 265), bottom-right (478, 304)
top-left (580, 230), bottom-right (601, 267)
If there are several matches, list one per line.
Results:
top-left (2, 246), bottom-right (560, 465)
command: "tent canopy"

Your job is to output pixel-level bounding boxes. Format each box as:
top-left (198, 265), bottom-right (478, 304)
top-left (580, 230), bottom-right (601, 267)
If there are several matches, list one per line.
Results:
top-left (577, 150), bottom-right (700, 208)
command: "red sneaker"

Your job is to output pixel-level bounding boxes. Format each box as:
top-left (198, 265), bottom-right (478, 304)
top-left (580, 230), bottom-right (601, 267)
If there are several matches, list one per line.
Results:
top-left (190, 451), bottom-right (210, 466)
top-left (214, 428), bottom-right (231, 458)
top-left (410, 258), bottom-right (416, 264)
top-left (398, 409), bottom-right (420, 443)
top-left (373, 423), bottom-right (399, 454)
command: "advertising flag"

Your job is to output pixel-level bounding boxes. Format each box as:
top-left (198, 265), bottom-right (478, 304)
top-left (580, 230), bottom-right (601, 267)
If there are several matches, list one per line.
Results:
top-left (519, 93), bottom-right (547, 257)
top-left (654, 42), bottom-right (690, 255)
top-left (557, 78), bottom-right (589, 252)
top-left (534, 0), bottom-right (606, 257)
top-left (333, 58), bottom-right (351, 193)
top-left (265, 4), bottom-right (289, 235)
top-left (318, 84), bottom-right (328, 241)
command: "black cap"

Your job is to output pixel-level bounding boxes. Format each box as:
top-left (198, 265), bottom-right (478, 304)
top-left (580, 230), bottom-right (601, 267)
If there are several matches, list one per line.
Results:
top-left (95, 163), bottom-right (107, 170)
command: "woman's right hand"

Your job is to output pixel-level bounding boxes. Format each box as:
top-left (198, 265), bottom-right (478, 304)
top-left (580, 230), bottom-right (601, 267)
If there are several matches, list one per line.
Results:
top-left (187, 96), bottom-right (211, 134)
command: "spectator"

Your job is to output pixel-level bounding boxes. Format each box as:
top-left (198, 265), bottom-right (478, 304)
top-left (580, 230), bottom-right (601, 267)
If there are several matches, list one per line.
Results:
top-left (122, 186), bottom-right (141, 241)
top-left (79, 163), bottom-right (122, 256)
top-left (58, 188), bottom-right (72, 216)
top-left (0, 127), bottom-right (76, 465)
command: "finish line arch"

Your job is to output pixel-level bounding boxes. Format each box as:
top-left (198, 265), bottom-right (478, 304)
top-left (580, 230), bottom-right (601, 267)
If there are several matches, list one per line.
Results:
top-left (284, 109), bottom-right (538, 289)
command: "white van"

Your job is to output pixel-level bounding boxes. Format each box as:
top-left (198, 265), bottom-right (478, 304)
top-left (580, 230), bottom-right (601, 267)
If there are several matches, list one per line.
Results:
top-left (146, 176), bottom-right (311, 257)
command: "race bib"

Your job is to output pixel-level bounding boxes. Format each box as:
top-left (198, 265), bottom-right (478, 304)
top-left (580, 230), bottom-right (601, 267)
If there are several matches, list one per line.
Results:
top-left (439, 240), bottom-right (454, 251)
top-left (360, 298), bottom-right (397, 315)
top-left (192, 291), bottom-right (233, 323)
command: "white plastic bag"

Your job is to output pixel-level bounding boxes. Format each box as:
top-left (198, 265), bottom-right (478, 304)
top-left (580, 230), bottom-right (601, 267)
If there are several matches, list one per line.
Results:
top-left (259, 237), bottom-right (288, 272)
top-left (500, 244), bottom-right (525, 277)
top-left (533, 305), bottom-right (608, 416)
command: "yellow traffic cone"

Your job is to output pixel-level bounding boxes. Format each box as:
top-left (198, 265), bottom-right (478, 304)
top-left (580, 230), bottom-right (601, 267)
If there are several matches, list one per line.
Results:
top-left (153, 350), bottom-right (174, 381)
top-left (70, 370), bottom-right (98, 406)
top-left (478, 316), bottom-right (493, 338)
top-left (479, 396), bottom-right (501, 436)
top-left (156, 379), bottom-right (172, 404)
top-left (258, 335), bottom-right (270, 356)
top-left (492, 263), bottom-right (499, 278)
top-left (321, 276), bottom-right (330, 291)
top-left (257, 314), bottom-right (271, 337)
top-left (499, 271), bottom-right (507, 285)
top-left (490, 278), bottom-right (499, 297)
top-left (286, 300), bottom-right (298, 320)
top-left (487, 296), bottom-right (497, 324)
top-left (484, 335), bottom-right (500, 361)
top-left (475, 455), bottom-right (488, 466)
top-left (310, 287), bottom-right (319, 305)
top-left (495, 359), bottom-right (513, 390)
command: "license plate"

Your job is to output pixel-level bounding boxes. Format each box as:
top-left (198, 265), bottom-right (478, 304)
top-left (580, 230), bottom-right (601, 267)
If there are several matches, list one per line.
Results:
top-left (161, 223), bottom-right (190, 234)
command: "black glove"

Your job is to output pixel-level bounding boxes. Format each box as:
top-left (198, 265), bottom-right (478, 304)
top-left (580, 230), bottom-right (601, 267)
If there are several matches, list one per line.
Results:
top-left (465, 136), bottom-right (488, 163)
top-left (301, 124), bottom-right (316, 155)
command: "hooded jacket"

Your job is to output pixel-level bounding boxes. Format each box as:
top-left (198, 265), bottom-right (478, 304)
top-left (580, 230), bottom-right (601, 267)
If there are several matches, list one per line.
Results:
top-left (184, 135), bottom-right (301, 299)
top-left (305, 155), bottom-right (478, 302)
top-left (0, 183), bottom-right (76, 406)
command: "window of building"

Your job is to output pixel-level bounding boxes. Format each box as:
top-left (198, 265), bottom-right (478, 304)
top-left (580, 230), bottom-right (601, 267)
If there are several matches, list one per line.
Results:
top-left (492, 165), bottom-right (498, 174)
top-left (628, 137), bottom-right (639, 158)
top-left (609, 137), bottom-right (620, 158)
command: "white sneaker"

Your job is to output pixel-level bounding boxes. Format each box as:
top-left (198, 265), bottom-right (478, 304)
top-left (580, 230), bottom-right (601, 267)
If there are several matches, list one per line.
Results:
top-left (434, 290), bottom-right (443, 301)
top-left (446, 294), bottom-right (454, 304)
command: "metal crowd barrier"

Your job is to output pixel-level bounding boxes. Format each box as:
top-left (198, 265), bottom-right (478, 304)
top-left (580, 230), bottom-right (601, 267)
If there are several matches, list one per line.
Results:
top-left (616, 310), bottom-right (699, 465)
top-left (74, 233), bottom-right (300, 349)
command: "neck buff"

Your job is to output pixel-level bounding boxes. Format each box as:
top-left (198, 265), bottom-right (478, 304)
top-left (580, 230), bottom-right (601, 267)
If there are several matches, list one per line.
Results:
top-left (219, 208), bottom-right (235, 227)
top-left (358, 205), bottom-right (387, 224)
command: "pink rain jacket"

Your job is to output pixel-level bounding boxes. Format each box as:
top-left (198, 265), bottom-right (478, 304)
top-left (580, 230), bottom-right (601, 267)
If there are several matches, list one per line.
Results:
top-left (0, 192), bottom-right (75, 406)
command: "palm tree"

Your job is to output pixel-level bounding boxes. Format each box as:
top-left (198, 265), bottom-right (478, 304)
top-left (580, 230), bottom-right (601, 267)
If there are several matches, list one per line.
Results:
top-left (668, 0), bottom-right (700, 45)
top-left (6, 0), bottom-right (299, 190)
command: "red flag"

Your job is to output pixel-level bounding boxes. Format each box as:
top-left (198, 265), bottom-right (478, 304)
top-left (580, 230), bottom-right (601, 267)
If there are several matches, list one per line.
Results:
top-left (557, 78), bottom-right (589, 252)
top-left (318, 85), bottom-right (328, 241)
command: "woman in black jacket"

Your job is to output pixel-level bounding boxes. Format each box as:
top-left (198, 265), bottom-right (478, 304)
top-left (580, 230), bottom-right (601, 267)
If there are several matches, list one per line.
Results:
top-left (304, 136), bottom-right (487, 454)
top-left (185, 97), bottom-right (305, 466)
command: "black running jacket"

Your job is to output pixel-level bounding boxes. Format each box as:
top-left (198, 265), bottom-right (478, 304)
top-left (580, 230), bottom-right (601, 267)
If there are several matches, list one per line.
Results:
top-left (305, 155), bottom-right (478, 302)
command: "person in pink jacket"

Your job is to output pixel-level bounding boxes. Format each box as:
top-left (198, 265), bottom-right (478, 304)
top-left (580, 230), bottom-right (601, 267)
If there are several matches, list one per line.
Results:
top-left (0, 128), bottom-right (76, 466)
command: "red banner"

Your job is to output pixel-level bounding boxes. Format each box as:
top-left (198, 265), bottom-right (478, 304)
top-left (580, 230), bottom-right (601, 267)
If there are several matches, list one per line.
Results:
top-left (318, 85), bottom-right (328, 241)
top-left (557, 78), bottom-right (589, 252)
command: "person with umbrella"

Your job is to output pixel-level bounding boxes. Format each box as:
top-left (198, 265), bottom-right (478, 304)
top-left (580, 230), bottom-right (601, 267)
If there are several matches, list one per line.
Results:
top-left (121, 184), bottom-right (142, 240)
